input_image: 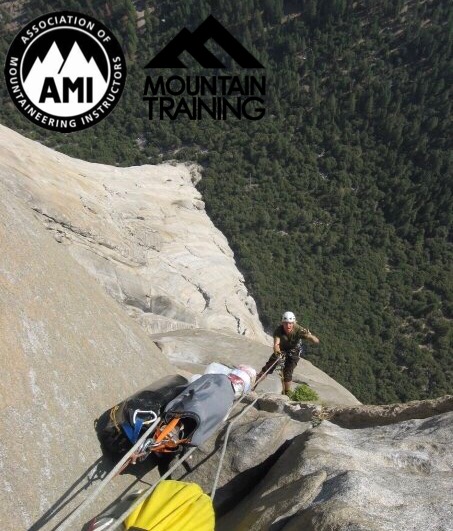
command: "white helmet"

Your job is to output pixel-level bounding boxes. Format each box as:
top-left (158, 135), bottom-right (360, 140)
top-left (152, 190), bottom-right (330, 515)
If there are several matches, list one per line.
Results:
top-left (282, 311), bottom-right (296, 323)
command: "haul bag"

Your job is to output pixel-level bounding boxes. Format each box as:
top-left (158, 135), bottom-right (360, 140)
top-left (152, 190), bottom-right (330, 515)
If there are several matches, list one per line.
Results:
top-left (97, 374), bottom-right (188, 456)
top-left (163, 374), bottom-right (234, 447)
top-left (123, 480), bottom-right (215, 531)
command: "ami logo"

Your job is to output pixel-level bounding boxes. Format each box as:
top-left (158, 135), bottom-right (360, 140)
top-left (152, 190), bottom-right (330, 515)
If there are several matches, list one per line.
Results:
top-left (145, 15), bottom-right (264, 69)
top-left (4, 11), bottom-right (126, 132)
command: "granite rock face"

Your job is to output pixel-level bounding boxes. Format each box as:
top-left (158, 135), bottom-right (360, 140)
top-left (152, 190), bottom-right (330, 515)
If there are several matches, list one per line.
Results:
top-left (219, 411), bottom-right (453, 531)
top-left (321, 394), bottom-right (453, 428)
top-left (0, 125), bottom-right (267, 341)
top-left (0, 183), bottom-right (174, 530)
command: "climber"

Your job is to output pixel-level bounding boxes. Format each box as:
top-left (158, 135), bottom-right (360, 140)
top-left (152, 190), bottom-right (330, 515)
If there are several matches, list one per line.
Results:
top-left (256, 311), bottom-right (319, 395)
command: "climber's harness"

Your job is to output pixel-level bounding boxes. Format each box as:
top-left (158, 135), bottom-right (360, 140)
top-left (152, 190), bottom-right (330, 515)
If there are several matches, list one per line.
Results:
top-left (278, 340), bottom-right (306, 364)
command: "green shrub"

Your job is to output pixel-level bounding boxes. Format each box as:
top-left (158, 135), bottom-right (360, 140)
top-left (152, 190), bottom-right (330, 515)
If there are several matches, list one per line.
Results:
top-left (288, 384), bottom-right (319, 402)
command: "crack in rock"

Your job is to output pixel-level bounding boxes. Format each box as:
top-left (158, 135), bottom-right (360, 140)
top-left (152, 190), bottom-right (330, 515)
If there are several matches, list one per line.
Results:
top-left (225, 302), bottom-right (244, 335)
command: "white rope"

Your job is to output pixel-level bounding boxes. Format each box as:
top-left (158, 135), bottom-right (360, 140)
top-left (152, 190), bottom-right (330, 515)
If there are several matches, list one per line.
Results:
top-left (210, 396), bottom-right (259, 500)
top-left (56, 416), bottom-right (161, 530)
top-left (210, 356), bottom-right (282, 500)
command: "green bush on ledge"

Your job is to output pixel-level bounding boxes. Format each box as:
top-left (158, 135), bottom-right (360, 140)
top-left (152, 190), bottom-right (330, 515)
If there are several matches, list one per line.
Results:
top-left (288, 384), bottom-right (320, 402)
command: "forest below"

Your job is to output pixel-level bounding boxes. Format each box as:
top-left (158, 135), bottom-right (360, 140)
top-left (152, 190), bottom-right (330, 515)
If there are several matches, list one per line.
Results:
top-left (0, 0), bottom-right (451, 403)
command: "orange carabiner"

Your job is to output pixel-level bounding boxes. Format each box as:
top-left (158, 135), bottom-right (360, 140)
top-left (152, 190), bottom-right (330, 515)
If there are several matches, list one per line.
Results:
top-left (154, 417), bottom-right (180, 443)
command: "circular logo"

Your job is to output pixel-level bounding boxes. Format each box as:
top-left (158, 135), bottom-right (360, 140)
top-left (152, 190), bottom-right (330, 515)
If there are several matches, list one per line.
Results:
top-left (4, 11), bottom-right (127, 132)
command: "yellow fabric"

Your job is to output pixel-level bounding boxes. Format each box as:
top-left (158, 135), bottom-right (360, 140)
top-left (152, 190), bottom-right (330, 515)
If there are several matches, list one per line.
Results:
top-left (123, 480), bottom-right (215, 531)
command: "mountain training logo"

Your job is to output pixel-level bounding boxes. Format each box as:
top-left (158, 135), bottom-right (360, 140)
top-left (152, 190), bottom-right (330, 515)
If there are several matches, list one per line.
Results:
top-left (143, 16), bottom-right (266, 121)
top-left (4, 11), bottom-right (126, 132)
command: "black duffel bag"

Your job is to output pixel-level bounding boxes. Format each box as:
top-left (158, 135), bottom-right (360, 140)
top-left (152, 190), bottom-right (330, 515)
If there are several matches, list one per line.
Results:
top-left (96, 374), bottom-right (188, 457)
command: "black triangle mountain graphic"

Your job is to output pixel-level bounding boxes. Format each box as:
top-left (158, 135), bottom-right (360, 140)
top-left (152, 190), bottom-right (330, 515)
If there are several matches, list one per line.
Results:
top-left (22, 30), bottom-right (108, 82)
top-left (145, 15), bottom-right (264, 69)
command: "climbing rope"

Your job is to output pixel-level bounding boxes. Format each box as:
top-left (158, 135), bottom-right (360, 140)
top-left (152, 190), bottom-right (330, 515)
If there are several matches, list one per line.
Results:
top-left (57, 416), bottom-right (161, 531)
top-left (211, 356), bottom-right (282, 500)
top-left (109, 405), bottom-right (121, 433)
top-left (210, 396), bottom-right (259, 500)
top-left (252, 354), bottom-right (285, 391)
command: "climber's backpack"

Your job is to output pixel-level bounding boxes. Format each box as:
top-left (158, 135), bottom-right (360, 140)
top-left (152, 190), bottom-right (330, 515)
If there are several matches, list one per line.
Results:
top-left (96, 374), bottom-right (189, 457)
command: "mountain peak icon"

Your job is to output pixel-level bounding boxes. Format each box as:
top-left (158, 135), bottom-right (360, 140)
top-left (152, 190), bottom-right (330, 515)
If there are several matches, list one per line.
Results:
top-left (145, 15), bottom-right (264, 69)
top-left (22, 31), bottom-right (109, 82)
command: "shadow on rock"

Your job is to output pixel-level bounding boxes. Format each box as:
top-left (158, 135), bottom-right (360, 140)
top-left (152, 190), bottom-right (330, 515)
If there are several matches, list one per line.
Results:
top-left (29, 456), bottom-right (111, 531)
top-left (215, 438), bottom-right (294, 516)
top-left (31, 414), bottom-right (168, 531)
